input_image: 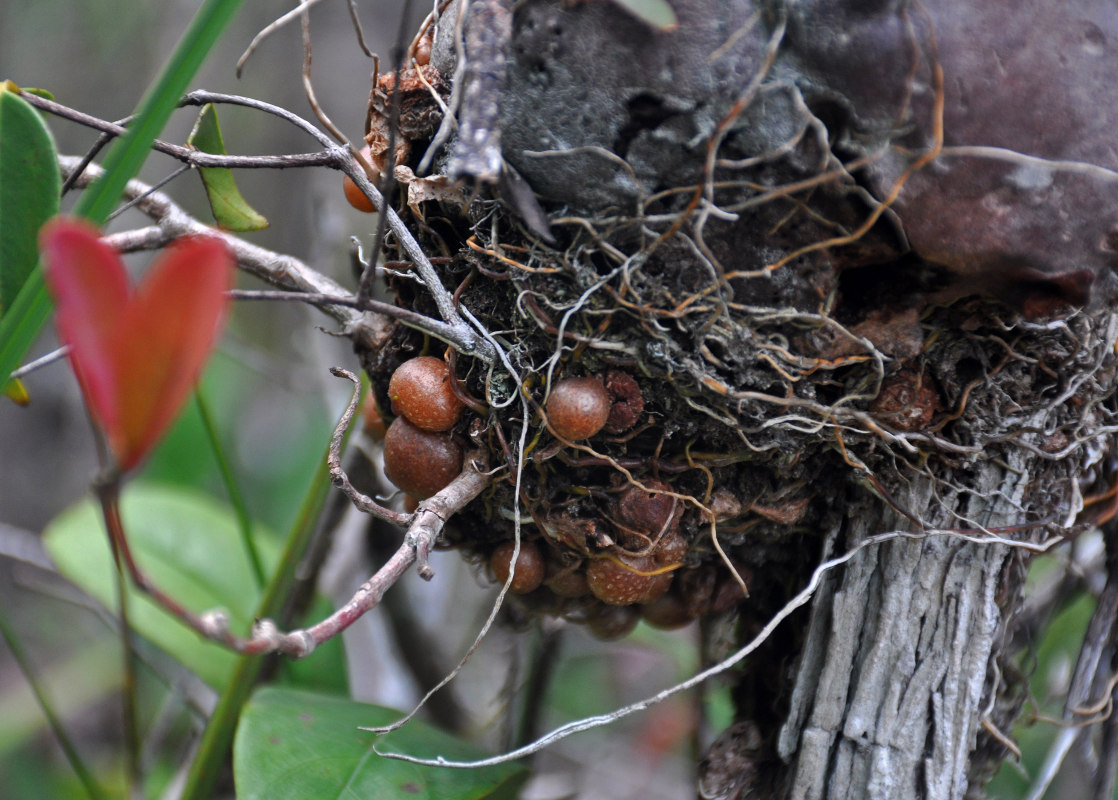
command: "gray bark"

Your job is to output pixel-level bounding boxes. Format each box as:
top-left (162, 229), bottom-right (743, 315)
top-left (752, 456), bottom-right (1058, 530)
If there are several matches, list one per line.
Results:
top-left (779, 476), bottom-right (1017, 799)
top-left (422, 1), bottom-right (1118, 797)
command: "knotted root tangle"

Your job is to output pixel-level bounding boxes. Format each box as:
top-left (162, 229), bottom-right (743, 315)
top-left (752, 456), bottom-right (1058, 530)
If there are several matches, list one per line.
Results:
top-left (354, 0), bottom-right (1118, 701)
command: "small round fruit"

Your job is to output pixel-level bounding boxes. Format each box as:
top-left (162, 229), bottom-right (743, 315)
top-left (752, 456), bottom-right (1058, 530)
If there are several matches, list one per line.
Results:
top-left (585, 603), bottom-right (640, 640)
top-left (343, 145), bottom-right (378, 213)
top-left (641, 591), bottom-right (697, 630)
top-left (546, 377), bottom-right (611, 440)
top-left (361, 394), bottom-right (388, 441)
top-left (587, 555), bottom-right (673, 606)
top-left (383, 417), bottom-right (463, 499)
top-left (490, 540), bottom-right (545, 594)
top-left (616, 480), bottom-right (678, 536)
top-left (389, 356), bottom-right (464, 432)
top-left (545, 564), bottom-right (591, 598)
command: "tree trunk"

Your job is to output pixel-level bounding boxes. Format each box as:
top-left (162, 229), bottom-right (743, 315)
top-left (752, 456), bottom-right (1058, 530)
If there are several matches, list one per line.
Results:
top-left (779, 471), bottom-right (1027, 798)
top-left (404, 1), bottom-right (1118, 797)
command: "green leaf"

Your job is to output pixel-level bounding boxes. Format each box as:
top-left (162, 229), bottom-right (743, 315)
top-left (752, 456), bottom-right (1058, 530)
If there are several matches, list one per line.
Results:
top-left (0, 84), bottom-right (60, 312)
top-left (0, 0), bottom-right (245, 388)
top-left (41, 483), bottom-right (346, 692)
top-left (180, 449), bottom-right (341, 800)
top-left (43, 484), bottom-right (270, 687)
top-left (234, 687), bottom-right (529, 800)
top-left (611, 0), bottom-right (678, 30)
top-left (187, 104), bottom-right (268, 231)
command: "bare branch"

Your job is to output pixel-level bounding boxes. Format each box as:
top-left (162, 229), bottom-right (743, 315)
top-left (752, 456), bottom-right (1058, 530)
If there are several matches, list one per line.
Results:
top-left (25, 92), bottom-right (338, 169)
top-left (34, 88), bottom-right (496, 361)
top-left (326, 368), bottom-right (413, 528)
top-left (59, 155), bottom-right (391, 353)
top-left (235, 0), bottom-right (332, 77)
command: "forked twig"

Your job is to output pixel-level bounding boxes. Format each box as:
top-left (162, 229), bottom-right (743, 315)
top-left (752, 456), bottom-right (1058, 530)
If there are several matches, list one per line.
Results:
top-left (31, 89), bottom-right (496, 361)
top-left (88, 368), bottom-right (493, 660)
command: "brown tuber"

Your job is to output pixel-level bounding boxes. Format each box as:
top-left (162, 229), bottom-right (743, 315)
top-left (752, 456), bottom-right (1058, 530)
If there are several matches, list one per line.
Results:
top-left (383, 416), bottom-right (463, 499)
top-left (546, 376), bottom-right (611, 440)
top-left (545, 562), bottom-right (591, 598)
top-left (389, 356), bottom-right (464, 432)
top-left (616, 480), bottom-right (678, 538)
top-left (585, 603), bottom-right (640, 640)
top-left (641, 591), bottom-right (699, 630)
top-left (490, 540), bottom-right (545, 594)
top-left (587, 554), bottom-right (674, 606)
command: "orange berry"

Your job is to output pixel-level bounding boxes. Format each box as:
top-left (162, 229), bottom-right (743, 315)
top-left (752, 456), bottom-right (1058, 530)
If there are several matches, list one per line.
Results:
top-left (546, 377), bottom-right (610, 440)
top-left (383, 417), bottom-right (463, 499)
top-left (389, 356), bottom-right (465, 432)
top-left (361, 394), bottom-right (388, 441)
top-left (489, 540), bottom-right (545, 594)
top-left (343, 144), bottom-right (378, 213)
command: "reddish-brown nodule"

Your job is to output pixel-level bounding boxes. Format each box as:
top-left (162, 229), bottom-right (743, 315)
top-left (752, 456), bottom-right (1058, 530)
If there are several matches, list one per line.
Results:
top-left (383, 417), bottom-right (463, 499)
top-left (389, 356), bottom-right (464, 432)
top-left (489, 540), bottom-right (545, 594)
top-left (546, 376), bottom-right (611, 440)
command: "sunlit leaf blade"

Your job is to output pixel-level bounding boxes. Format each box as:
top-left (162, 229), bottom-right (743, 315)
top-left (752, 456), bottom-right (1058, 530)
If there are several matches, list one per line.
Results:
top-left (3, 378), bottom-right (30, 405)
top-left (0, 85), bottom-right (60, 311)
top-left (41, 484), bottom-right (347, 692)
top-left (187, 104), bottom-right (268, 231)
top-left (0, 0), bottom-right (245, 389)
top-left (234, 687), bottom-right (529, 800)
top-left (611, 0), bottom-right (678, 29)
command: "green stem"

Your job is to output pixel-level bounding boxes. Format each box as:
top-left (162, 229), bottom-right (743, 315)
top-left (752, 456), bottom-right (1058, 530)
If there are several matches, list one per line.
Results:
top-left (95, 479), bottom-right (142, 798)
top-left (179, 442), bottom-right (341, 800)
top-left (0, 0), bottom-right (245, 386)
top-left (0, 607), bottom-right (110, 800)
top-left (195, 389), bottom-right (265, 588)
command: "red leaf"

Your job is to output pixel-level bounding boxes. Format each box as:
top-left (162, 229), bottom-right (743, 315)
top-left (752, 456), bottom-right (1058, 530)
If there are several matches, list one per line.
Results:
top-left (41, 218), bottom-right (233, 471)
top-left (40, 219), bottom-right (130, 438)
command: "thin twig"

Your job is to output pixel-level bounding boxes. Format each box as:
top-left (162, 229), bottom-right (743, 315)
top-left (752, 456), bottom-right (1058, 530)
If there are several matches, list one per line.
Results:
top-left (373, 527), bottom-right (1065, 767)
top-left (229, 289), bottom-right (475, 348)
top-left (38, 89), bottom-right (494, 360)
top-left (326, 368), bottom-right (413, 528)
top-left (25, 92), bottom-right (337, 169)
top-left (235, 0), bottom-right (332, 77)
top-left (356, 0), bottom-right (414, 304)
top-left (83, 371), bottom-right (493, 660)
top-left (345, 0), bottom-right (375, 58)
top-left (10, 346), bottom-right (70, 380)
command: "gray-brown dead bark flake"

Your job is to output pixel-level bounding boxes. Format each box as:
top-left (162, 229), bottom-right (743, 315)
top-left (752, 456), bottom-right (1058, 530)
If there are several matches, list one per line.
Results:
top-left (778, 467), bottom-right (1028, 800)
